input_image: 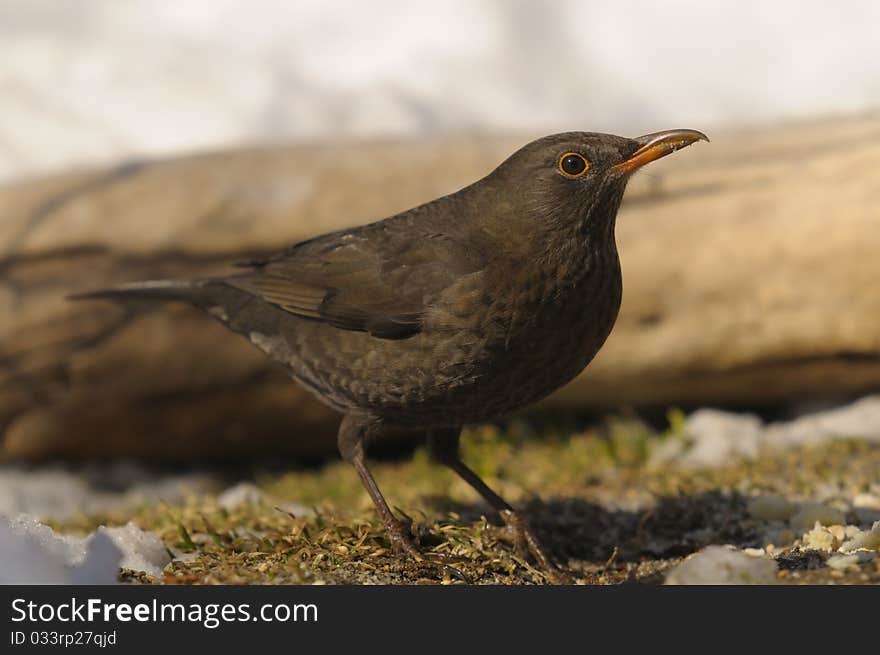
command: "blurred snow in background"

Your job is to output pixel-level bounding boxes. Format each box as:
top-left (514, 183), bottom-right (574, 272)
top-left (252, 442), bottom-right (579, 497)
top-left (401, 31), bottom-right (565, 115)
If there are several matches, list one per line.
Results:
top-left (1, 0), bottom-right (878, 183)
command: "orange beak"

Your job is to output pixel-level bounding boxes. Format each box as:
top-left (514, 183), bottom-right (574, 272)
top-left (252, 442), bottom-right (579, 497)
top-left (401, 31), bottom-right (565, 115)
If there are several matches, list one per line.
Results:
top-left (613, 129), bottom-right (709, 173)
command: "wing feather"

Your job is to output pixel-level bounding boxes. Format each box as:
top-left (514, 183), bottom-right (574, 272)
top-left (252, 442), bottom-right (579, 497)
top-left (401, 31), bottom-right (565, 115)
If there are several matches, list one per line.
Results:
top-left (224, 218), bottom-right (486, 340)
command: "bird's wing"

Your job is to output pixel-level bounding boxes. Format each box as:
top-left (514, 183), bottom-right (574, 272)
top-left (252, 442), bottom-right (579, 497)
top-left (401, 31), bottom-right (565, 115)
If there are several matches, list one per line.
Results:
top-left (225, 220), bottom-right (486, 340)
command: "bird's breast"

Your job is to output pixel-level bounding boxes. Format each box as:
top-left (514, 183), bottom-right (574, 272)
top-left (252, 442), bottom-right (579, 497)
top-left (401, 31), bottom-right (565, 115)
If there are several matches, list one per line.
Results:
top-left (424, 244), bottom-right (623, 419)
top-left (499, 248), bottom-right (622, 388)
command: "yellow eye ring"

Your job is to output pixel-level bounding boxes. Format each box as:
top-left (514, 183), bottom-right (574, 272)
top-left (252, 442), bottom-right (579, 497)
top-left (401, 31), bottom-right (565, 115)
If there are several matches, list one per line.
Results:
top-left (558, 152), bottom-right (590, 178)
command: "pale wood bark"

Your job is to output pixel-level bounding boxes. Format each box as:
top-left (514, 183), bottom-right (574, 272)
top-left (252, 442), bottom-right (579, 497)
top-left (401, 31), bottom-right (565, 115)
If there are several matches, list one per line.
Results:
top-left (2, 117), bottom-right (878, 460)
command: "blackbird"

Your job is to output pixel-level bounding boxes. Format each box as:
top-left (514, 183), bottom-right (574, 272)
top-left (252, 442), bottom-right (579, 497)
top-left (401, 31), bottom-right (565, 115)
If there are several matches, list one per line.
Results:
top-left (74, 129), bottom-right (707, 579)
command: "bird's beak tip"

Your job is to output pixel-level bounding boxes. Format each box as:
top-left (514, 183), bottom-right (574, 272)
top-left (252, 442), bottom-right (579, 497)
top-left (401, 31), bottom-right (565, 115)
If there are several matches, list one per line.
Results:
top-left (614, 128), bottom-right (708, 173)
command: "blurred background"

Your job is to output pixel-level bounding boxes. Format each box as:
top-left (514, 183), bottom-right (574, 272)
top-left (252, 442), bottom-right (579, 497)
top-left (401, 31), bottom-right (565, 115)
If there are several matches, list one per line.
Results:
top-left (2, 0), bottom-right (880, 182)
top-left (1, 0), bottom-right (879, 584)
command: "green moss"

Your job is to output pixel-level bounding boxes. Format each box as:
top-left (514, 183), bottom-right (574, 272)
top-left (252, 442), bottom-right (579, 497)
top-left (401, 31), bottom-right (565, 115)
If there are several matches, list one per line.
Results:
top-left (53, 420), bottom-right (880, 585)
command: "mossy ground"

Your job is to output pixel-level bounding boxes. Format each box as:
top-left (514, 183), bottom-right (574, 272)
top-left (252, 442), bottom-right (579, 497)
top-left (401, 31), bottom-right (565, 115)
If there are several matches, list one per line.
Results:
top-left (52, 417), bottom-right (880, 585)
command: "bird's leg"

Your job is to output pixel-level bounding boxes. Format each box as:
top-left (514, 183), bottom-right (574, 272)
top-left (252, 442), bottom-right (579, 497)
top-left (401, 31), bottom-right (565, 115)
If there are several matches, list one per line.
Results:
top-left (428, 428), bottom-right (569, 582)
top-left (337, 414), bottom-right (423, 557)
top-left (337, 415), bottom-right (467, 578)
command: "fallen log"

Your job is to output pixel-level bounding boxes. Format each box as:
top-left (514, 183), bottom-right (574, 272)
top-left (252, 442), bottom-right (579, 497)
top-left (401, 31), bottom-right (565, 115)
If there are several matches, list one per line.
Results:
top-left (2, 116), bottom-right (879, 460)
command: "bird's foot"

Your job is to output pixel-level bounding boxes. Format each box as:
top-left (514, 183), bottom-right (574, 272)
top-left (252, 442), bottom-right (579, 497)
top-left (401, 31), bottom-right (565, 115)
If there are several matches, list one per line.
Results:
top-left (384, 516), bottom-right (470, 582)
top-left (498, 509), bottom-right (572, 584)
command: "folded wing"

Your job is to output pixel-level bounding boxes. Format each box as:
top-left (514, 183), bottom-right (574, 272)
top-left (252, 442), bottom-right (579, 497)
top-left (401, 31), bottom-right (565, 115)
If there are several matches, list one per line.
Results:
top-left (226, 221), bottom-right (486, 340)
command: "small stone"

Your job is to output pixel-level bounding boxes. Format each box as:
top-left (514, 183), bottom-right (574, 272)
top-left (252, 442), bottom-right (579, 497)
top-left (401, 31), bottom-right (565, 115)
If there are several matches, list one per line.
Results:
top-left (853, 507), bottom-right (880, 524)
top-left (789, 504), bottom-right (847, 532)
top-left (826, 553), bottom-right (859, 570)
top-left (665, 546), bottom-right (777, 585)
top-left (839, 520), bottom-right (880, 553)
top-left (218, 483), bottom-right (266, 509)
top-left (763, 527), bottom-right (796, 548)
top-left (747, 495), bottom-right (795, 522)
top-left (275, 501), bottom-right (314, 518)
top-left (776, 549), bottom-right (827, 570)
top-left (827, 525), bottom-right (846, 542)
top-left (853, 493), bottom-right (880, 510)
top-left (801, 523), bottom-right (840, 552)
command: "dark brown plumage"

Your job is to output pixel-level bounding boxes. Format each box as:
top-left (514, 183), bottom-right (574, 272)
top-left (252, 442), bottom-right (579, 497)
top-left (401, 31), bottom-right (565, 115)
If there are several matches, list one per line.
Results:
top-left (74, 129), bottom-right (707, 579)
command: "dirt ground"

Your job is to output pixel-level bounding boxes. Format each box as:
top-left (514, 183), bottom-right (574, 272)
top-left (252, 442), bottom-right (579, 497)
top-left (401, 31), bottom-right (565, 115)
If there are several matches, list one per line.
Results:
top-left (52, 417), bottom-right (880, 585)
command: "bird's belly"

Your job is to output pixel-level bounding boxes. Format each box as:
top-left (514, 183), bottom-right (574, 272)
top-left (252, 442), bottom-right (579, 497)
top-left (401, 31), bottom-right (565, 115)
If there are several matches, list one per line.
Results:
top-left (288, 296), bottom-right (617, 427)
top-left (277, 261), bottom-right (621, 426)
top-left (284, 321), bottom-right (494, 422)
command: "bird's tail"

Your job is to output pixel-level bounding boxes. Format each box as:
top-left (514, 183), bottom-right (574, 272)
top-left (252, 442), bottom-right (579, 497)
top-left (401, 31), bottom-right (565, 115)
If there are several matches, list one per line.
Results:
top-left (68, 279), bottom-right (209, 304)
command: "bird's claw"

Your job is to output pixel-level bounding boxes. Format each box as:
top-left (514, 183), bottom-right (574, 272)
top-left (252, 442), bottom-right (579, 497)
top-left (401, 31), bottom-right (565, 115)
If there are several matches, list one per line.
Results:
top-left (418, 553), bottom-right (471, 583)
top-left (497, 509), bottom-right (572, 584)
top-left (385, 517), bottom-right (471, 582)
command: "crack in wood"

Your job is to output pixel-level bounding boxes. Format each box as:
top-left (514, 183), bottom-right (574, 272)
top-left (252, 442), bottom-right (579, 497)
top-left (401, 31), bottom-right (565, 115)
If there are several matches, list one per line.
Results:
top-left (0, 159), bottom-right (148, 273)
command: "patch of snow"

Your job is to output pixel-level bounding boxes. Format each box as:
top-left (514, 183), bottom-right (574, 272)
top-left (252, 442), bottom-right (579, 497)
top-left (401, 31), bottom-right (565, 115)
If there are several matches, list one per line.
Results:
top-left (72, 531), bottom-right (125, 585)
top-left (2, 1), bottom-right (880, 183)
top-left (0, 515), bottom-right (119, 584)
top-left (97, 523), bottom-right (170, 576)
top-left (0, 514), bottom-right (169, 584)
top-left (0, 463), bottom-right (217, 521)
top-left (656, 395), bottom-right (880, 468)
top-left (664, 409), bottom-right (762, 468)
top-left (764, 395), bottom-right (880, 448)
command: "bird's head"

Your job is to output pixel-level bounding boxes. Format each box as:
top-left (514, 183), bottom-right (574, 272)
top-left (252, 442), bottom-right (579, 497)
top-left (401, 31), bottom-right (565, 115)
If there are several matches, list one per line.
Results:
top-left (488, 129), bottom-right (708, 237)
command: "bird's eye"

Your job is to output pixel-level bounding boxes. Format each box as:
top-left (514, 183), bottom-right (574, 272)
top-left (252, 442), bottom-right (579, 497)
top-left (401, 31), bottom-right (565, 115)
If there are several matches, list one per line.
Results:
top-left (558, 152), bottom-right (590, 178)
